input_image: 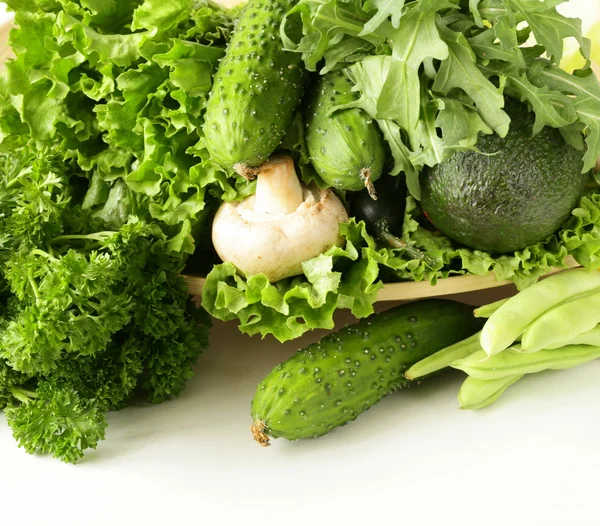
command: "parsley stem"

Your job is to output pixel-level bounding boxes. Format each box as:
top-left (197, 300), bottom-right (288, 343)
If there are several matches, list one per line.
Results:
top-left (5, 171), bottom-right (26, 190)
top-left (30, 248), bottom-right (59, 262)
top-left (51, 231), bottom-right (116, 244)
top-left (10, 386), bottom-right (38, 404)
top-left (27, 268), bottom-right (40, 304)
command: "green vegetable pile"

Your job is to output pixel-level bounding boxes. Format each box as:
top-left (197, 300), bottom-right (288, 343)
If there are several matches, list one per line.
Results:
top-left (202, 0), bottom-right (600, 342)
top-left (0, 0), bottom-right (245, 463)
top-left (0, 143), bottom-right (211, 463)
top-left (1, 0), bottom-right (600, 461)
top-left (406, 268), bottom-right (600, 409)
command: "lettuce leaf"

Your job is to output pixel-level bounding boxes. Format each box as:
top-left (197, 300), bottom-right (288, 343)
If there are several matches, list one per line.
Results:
top-left (203, 190), bottom-right (600, 342)
top-left (0, 0), bottom-right (241, 255)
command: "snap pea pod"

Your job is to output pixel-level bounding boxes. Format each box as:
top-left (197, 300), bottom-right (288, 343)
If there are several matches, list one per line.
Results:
top-left (521, 289), bottom-right (600, 353)
top-left (480, 269), bottom-right (600, 356)
top-left (473, 298), bottom-right (509, 319)
top-left (458, 375), bottom-right (524, 410)
top-left (545, 325), bottom-right (600, 349)
top-left (405, 331), bottom-right (482, 380)
top-left (450, 345), bottom-right (600, 380)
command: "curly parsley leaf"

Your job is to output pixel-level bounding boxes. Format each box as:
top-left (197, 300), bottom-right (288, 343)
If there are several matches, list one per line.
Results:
top-left (5, 388), bottom-right (107, 464)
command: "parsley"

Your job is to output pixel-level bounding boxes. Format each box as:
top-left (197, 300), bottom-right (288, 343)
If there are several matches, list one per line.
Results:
top-left (0, 145), bottom-right (212, 462)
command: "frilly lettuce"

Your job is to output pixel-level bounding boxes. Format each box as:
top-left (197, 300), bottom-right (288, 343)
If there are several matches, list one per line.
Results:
top-left (0, 0), bottom-right (249, 255)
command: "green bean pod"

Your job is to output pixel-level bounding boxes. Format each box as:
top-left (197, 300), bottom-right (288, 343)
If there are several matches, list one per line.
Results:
top-left (545, 325), bottom-right (600, 349)
top-left (480, 269), bottom-right (600, 356)
top-left (458, 374), bottom-right (524, 410)
top-left (473, 298), bottom-right (509, 319)
top-left (521, 289), bottom-right (600, 353)
top-left (405, 331), bottom-right (481, 380)
top-left (450, 345), bottom-right (600, 380)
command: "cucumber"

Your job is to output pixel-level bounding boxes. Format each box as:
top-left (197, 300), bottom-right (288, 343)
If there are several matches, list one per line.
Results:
top-left (203, 0), bottom-right (307, 176)
top-left (251, 299), bottom-right (483, 445)
top-left (305, 70), bottom-right (385, 197)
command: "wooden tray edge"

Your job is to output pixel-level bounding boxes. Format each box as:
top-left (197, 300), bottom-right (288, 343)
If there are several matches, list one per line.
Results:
top-left (183, 256), bottom-right (581, 301)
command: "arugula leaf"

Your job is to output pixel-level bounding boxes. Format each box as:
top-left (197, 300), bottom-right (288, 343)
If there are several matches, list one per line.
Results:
top-left (492, 64), bottom-right (577, 134)
top-left (433, 23), bottom-right (510, 137)
top-left (562, 18), bottom-right (600, 73)
top-left (281, 0), bottom-right (387, 71)
top-left (468, 27), bottom-right (526, 68)
top-left (375, 119), bottom-right (417, 184)
top-left (531, 60), bottom-right (600, 172)
top-left (360, 0), bottom-right (405, 35)
top-left (433, 98), bottom-right (493, 150)
top-left (375, 5), bottom-right (449, 128)
top-left (508, 0), bottom-right (590, 64)
top-left (286, 0), bottom-right (599, 196)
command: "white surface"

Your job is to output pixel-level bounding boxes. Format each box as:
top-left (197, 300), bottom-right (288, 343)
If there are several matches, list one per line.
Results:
top-left (2, 287), bottom-right (600, 526)
top-left (0, 4), bottom-right (9, 25)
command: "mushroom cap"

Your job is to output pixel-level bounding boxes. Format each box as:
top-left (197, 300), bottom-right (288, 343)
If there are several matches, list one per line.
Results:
top-left (212, 185), bottom-right (349, 282)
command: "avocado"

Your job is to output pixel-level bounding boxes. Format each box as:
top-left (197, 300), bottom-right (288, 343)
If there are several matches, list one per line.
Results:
top-left (420, 98), bottom-right (589, 254)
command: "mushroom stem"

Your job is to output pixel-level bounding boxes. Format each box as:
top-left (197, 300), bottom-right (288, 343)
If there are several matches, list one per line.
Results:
top-left (254, 156), bottom-right (304, 216)
top-left (212, 154), bottom-right (349, 282)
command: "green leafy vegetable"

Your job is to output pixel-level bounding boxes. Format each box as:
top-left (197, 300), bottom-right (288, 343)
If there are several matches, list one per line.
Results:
top-left (0, 0), bottom-right (234, 463)
top-left (0, 0), bottom-right (248, 250)
top-left (283, 0), bottom-right (600, 198)
top-left (0, 143), bottom-right (212, 462)
top-left (5, 388), bottom-right (108, 464)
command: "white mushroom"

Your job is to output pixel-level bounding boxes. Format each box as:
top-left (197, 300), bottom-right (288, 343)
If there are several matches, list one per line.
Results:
top-left (212, 155), bottom-right (349, 282)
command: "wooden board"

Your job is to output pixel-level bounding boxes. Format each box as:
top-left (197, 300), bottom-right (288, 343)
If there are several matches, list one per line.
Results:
top-left (0, 16), bottom-right (584, 302)
top-left (182, 256), bottom-right (581, 301)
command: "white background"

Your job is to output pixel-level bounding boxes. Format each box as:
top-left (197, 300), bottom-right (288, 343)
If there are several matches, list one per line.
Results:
top-left (2, 287), bottom-right (600, 526)
top-left (1, 1), bottom-right (600, 526)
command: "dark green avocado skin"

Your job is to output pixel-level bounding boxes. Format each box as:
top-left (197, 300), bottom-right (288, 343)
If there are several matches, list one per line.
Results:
top-left (420, 99), bottom-right (589, 254)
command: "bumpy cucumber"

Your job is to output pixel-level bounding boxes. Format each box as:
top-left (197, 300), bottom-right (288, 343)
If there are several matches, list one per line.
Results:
top-left (203, 0), bottom-right (307, 175)
top-left (305, 70), bottom-right (385, 196)
top-left (251, 299), bottom-right (482, 445)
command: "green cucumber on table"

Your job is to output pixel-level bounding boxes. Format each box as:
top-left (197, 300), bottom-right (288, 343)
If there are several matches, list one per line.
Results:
top-left (251, 299), bottom-right (483, 446)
